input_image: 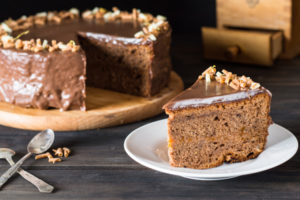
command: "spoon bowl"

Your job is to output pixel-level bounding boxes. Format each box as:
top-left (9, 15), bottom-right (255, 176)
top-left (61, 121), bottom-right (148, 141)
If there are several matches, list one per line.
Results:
top-left (27, 129), bottom-right (55, 154)
top-left (0, 148), bottom-right (16, 159)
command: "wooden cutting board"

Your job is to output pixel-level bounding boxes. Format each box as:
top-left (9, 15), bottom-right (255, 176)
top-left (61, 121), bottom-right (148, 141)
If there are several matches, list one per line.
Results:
top-left (0, 71), bottom-right (183, 131)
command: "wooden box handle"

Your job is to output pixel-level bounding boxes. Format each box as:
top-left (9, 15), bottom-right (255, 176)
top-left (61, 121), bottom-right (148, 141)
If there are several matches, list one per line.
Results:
top-left (225, 45), bottom-right (240, 59)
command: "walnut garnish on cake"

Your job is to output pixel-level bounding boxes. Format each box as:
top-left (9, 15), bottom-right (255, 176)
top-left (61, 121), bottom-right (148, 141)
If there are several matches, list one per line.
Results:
top-left (81, 7), bottom-right (169, 41)
top-left (198, 66), bottom-right (261, 90)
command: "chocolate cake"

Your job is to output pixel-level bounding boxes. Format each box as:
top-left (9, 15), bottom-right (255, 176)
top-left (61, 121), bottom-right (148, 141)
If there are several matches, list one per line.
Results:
top-left (0, 7), bottom-right (171, 111)
top-left (163, 66), bottom-right (272, 169)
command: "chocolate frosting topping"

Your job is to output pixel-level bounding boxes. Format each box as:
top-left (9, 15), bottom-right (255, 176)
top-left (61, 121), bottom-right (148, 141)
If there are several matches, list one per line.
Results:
top-left (15, 20), bottom-right (143, 43)
top-left (163, 79), bottom-right (271, 111)
top-left (0, 48), bottom-right (86, 110)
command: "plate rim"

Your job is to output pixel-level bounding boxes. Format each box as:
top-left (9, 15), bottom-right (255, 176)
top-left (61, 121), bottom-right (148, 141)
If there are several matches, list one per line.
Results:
top-left (124, 119), bottom-right (298, 179)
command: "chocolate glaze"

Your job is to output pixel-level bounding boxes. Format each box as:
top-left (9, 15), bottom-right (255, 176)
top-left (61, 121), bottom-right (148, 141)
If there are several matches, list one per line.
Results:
top-left (15, 19), bottom-right (143, 43)
top-left (163, 79), bottom-right (272, 111)
top-left (0, 48), bottom-right (86, 110)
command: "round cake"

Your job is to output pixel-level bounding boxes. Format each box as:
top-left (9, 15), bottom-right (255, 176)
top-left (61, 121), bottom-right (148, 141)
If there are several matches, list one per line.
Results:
top-left (0, 7), bottom-right (171, 111)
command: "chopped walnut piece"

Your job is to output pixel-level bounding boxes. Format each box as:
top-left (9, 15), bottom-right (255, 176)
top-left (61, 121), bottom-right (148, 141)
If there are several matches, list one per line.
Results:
top-left (216, 71), bottom-right (222, 77)
top-left (205, 73), bottom-right (211, 83)
top-left (51, 40), bottom-right (57, 47)
top-left (51, 15), bottom-right (62, 24)
top-left (132, 8), bottom-right (138, 23)
top-left (199, 66), bottom-right (261, 90)
top-left (216, 76), bottom-right (225, 84)
top-left (42, 40), bottom-right (49, 49)
top-left (112, 7), bottom-right (119, 13)
top-left (156, 15), bottom-right (167, 21)
top-left (23, 40), bottom-right (33, 51)
top-left (34, 17), bottom-right (46, 26)
top-left (240, 81), bottom-right (247, 89)
top-left (229, 79), bottom-right (240, 90)
top-left (1, 35), bottom-right (14, 48)
top-left (121, 13), bottom-right (132, 21)
top-left (221, 69), bottom-right (229, 75)
top-left (134, 31), bottom-right (144, 38)
top-left (225, 72), bottom-right (233, 84)
top-left (35, 152), bottom-right (53, 160)
top-left (99, 7), bottom-right (107, 14)
top-left (48, 46), bottom-right (56, 52)
top-left (69, 8), bottom-right (79, 15)
top-left (250, 82), bottom-right (261, 90)
top-left (57, 42), bottom-right (70, 51)
top-left (82, 10), bottom-right (93, 20)
top-left (36, 38), bottom-right (42, 46)
top-left (72, 45), bottom-right (80, 52)
top-left (53, 148), bottom-right (63, 157)
top-left (202, 66), bottom-right (216, 79)
top-left (15, 39), bottom-right (23, 49)
top-left (48, 157), bottom-right (62, 164)
top-left (103, 12), bottom-right (113, 21)
top-left (1, 23), bottom-right (12, 33)
top-left (63, 147), bottom-right (71, 158)
top-left (148, 34), bottom-right (156, 41)
top-left (142, 27), bottom-right (149, 34)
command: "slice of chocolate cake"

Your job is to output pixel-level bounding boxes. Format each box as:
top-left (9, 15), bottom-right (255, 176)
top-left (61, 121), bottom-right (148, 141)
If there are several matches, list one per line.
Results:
top-left (77, 20), bottom-right (171, 97)
top-left (163, 66), bottom-right (272, 169)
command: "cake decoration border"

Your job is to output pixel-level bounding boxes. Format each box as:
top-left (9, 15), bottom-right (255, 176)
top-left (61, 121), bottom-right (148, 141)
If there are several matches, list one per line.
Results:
top-left (0, 7), bottom-right (169, 53)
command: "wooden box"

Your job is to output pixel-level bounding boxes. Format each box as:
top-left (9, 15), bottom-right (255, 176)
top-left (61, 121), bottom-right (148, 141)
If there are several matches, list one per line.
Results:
top-left (202, 27), bottom-right (282, 66)
top-left (216, 0), bottom-right (300, 59)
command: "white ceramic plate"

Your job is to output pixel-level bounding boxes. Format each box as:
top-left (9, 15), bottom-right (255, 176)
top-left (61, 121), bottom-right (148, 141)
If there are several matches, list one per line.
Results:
top-left (124, 119), bottom-right (298, 181)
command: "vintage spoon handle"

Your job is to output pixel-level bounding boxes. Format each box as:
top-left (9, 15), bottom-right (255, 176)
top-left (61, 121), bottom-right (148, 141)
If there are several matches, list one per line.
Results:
top-left (0, 152), bottom-right (31, 189)
top-left (5, 157), bottom-right (54, 193)
top-left (19, 169), bottom-right (54, 193)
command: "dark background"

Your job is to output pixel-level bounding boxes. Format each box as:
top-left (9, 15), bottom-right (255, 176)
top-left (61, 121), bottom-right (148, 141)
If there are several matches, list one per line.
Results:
top-left (0, 0), bottom-right (216, 34)
top-left (1, 1), bottom-right (300, 199)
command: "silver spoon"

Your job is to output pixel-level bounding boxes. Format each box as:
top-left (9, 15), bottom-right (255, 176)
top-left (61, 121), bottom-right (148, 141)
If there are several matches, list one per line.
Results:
top-left (0, 129), bottom-right (55, 189)
top-left (0, 148), bottom-right (54, 193)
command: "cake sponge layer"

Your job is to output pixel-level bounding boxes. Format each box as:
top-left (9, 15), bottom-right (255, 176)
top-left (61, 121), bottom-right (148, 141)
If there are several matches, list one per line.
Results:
top-left (166, 92), bottom-right (272, 169)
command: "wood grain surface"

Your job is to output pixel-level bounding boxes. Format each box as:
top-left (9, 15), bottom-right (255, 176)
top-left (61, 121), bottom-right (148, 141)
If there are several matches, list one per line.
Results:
top-left (0, 72), bottom-right (183, 131)
top-left (202, 27), bottom-right (283, 66)
top-left (0, 34), bottom-right (299, 200)
top-left (216, 0), bottom-right (300, 59)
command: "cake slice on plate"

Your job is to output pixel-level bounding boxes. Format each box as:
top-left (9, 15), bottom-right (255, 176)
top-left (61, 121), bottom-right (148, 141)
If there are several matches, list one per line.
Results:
top-left (163, 66), bottom-right (272, 169)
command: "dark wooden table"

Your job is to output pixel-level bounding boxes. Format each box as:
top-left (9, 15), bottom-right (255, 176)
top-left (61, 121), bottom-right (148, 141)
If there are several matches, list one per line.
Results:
top-left (0, 33), bottom-right (299, 200)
